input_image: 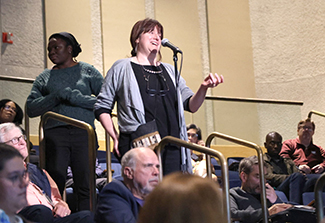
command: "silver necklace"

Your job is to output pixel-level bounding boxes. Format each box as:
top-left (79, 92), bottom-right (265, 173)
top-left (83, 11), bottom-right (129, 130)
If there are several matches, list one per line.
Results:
top-left (142, 65), bottom-right (163, 74)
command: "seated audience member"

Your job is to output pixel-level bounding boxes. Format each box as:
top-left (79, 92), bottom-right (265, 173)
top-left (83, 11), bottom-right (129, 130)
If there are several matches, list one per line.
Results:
top-left (264, 131), bottom-right (306, 204)
top-left (137, 172), bottom-right (225, 223)
top-left (0, 99), bottom-right (23, 125)
top-left (230, 156), bottom-right (292, 223)
top-left (280, 118), bottom-right (325, 174)
top-left (187, 124), bottom-right (217, 181)
top-left (0, 123), bottom-right (93, 223)
top-left (0, 99), bottom-right (38, 166)
top-left (95, 147), bottom-right (159, 223)
top-left (0, 143), bottom-right (29, 223)
top-left (280, 118), bottom-right (325, 192)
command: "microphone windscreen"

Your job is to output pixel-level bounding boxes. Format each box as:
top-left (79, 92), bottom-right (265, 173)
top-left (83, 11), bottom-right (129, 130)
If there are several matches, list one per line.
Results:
top-left (161, 38), bottom-right (169, 46)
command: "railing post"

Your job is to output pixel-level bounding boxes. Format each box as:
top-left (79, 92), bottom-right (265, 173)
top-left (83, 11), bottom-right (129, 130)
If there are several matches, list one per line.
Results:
top-left (205, 132), bottom-right (267, 223)
top-left (156, 136), bottom-right (230, 223)
top-left (39, 111), bottom-right (97, 212)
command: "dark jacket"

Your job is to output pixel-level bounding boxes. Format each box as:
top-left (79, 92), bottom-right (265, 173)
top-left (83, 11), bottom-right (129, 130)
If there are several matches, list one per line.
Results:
top-left (263, 153), bottom-right (298, 187)
top-left (94, 179), bottom-right (140, 223)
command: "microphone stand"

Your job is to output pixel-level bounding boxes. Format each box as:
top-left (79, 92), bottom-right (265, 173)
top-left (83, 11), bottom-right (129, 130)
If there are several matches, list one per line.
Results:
top-left (172, 51), bottom-right (187, 173)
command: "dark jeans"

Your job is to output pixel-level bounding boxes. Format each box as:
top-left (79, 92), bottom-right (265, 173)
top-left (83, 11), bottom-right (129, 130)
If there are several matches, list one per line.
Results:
top-left (303, 174), bottom-right (322, 192)
top-left (276, 172), bottom-right (306, 204)
top-left (18, 205), bottom-right (94, 223)
top-left (45, 126), bottom-right (97, 211)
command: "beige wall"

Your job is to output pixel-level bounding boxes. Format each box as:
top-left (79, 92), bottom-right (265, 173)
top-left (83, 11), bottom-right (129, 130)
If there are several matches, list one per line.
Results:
top-left (44, 0), bottom-right (94, 69)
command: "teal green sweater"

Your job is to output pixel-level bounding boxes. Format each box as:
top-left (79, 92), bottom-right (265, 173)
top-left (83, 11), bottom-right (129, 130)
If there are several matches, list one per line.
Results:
top-left (27, 62), bottom-right (103, 129)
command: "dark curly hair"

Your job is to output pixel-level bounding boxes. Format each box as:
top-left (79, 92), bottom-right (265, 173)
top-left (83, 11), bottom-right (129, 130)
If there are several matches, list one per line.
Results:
top-left (0, 99), bottom-right (23, 125)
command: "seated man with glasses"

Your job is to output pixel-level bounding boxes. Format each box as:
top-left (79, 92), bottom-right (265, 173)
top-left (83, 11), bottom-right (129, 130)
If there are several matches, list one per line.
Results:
top-left (0, 122), bottom-right (93, 223)
top-left (280, 118), bottom-right (325, 193)
top-left (280, 118), bottom-right (325, 174)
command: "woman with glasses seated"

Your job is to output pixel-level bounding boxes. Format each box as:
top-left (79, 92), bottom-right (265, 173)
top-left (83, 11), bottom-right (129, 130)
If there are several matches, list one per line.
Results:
top-left (0, 99), bottom-right (38, 166)
top-left (0, 143), bottom-right (29, 223)
top-left (0, 99), bottom-right (23, 125)
top-left (187, 123), bottom-right (218, 181)
top-left (95, 18), bottom-right (224, 175)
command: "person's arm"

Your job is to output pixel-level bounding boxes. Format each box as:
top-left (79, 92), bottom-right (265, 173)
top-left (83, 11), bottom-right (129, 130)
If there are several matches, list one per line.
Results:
top-left (279, 140), bottom-right (294, 159)
top-left (57, 66), bottom-right (104, 110)
top-left (99, 113), bottom-right (120, 156)
top-left (315, 145), bottom-right (325, 172)
top-left (43, 170), bottom-right (71, 217)
top-left (26, 75), bottom-right (61, 117)
top-left (230, 192), bottom-right (264, 223)
top-left (189, 73), bottom-right (224, 112)
top-left (264, 161), bottom-right (288, 187)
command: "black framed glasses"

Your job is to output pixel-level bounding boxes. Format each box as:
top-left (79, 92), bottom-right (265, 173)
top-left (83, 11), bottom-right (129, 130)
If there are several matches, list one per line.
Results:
top-left (5, 134), bottom-right (27, 145)
top-left (145, 73), bottom-right (170, 97)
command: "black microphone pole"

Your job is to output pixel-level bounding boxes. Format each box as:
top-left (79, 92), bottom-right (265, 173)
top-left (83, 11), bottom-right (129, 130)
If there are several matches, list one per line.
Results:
top-left (172, 50), bottom-right (186, 172)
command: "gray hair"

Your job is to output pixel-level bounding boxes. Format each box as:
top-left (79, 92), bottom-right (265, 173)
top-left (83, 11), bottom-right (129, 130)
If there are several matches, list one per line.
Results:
top-left (0, 122), bottom-right (20, 143)
top-left (238, 155), bottom-right (266, 175)
top-left (121, 148), bottom-right (140, 178)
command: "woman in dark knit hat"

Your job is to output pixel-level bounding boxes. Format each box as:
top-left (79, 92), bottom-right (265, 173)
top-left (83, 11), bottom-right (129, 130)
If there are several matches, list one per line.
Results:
top-left (26, 32), bottom-right (104, 211)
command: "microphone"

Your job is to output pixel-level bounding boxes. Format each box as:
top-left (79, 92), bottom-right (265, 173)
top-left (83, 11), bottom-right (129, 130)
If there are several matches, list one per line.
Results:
top-left (161, 38), bottom-right (182, 54)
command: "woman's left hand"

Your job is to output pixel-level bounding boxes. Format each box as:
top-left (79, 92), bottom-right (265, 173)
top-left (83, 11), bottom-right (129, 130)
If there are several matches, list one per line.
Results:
top-left (202, 73), bottom-right (224, 88)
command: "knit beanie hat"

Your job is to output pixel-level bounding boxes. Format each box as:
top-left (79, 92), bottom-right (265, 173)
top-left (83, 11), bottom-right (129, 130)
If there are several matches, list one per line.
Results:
top-left (49, 32), bottom-right (82, 57)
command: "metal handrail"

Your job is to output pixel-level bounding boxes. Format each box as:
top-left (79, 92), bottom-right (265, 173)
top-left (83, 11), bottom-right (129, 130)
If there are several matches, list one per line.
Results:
top-left (104, 112), bottom-right (117, 183)
top-left (39, 111), bottom-right (97, 212)
top-left (308, 110), bottom-right (325, 119)
top-left (205, 132), bottom-right (268, 223)
top-left (315, 173), bottom-right (325, 222)
top-left (155, 136), bottom-right (230, 223)
top-left (205, 95), bottom-right (303, 105)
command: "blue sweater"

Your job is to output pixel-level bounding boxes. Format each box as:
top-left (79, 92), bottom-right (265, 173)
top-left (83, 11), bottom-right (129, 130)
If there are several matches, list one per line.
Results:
top-left (27, 62), bottom-right (103, 129)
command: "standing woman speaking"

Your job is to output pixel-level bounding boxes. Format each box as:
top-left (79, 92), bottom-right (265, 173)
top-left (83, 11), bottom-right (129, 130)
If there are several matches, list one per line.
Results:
top-left (94, 18), bottom-right (223, 175)
top-left (26, 32), bottom-right (104, 210)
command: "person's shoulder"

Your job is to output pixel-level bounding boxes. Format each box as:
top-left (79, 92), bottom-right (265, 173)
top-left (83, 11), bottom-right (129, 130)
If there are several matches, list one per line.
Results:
top-left (78, 62), bottom-right (101, 73)
top-left (263, 153), bottom-right (271, 161)
top-left (230, 187), bottom-right (242, 195)
top-left (282, 138), bottom-right (298, 145)
top-left (100, 179), bottom-right (127, 194)
top-left (160, 62), bottom-right (173, 71)
top-left (111, 58), bottom-right (132, 67)
top-left (35, 68), bottom-right (51, 79)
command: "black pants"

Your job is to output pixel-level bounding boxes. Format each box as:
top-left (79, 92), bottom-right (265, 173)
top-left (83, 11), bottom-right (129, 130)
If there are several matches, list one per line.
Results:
top-left (18, 205), bottom-right (94, 223)
top-left (45, 126), bottom-right (97, 211)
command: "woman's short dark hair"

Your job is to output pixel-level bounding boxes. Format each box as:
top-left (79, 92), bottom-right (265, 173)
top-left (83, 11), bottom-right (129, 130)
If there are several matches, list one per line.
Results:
top-left (49, 32), bottom-right (82, 57)
top-left (130, 18), bottom-right (164, 59)
top-left (0, 99), bottom-right (23, 125)
top-left (186, 124), bottom-right (202, 140)
top-left (0, 143), bottom-right (23, 172)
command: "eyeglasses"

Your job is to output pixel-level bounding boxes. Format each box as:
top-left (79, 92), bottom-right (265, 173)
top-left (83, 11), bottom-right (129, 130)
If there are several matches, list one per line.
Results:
top-left (5, 134), bottom-right (27, 145)
top-left (0, 169), bottom-right (29, 186)
top-left (187, 133), bottom-right (198, 138)
top-left (3, 105), bottom-right (17, 113)
top-left (298, 126), bottom-right (314, 132)
top-left (145, 73), bottom-right (170, 97)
